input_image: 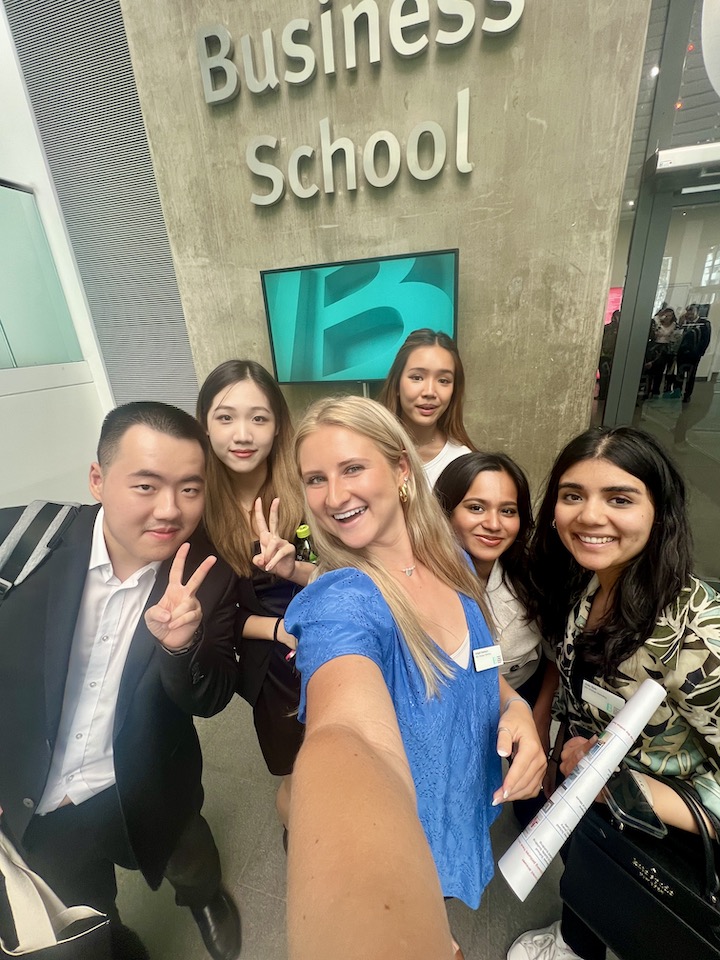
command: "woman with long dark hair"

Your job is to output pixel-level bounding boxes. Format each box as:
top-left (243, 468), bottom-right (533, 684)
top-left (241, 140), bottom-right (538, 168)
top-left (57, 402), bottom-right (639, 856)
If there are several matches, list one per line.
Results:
top-left (378, 329), bottom-right (475, 486)
top-left (197, 359), bottom-right (310, 828)
top-left (508, 426), bottom-right (720, 960)
top-left (435, 453), bottom-right (557, 732)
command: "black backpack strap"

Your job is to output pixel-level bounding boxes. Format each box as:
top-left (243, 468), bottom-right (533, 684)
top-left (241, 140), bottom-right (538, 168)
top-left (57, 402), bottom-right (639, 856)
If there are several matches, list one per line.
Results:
top-left (0, 501), bottom-right (79, 605)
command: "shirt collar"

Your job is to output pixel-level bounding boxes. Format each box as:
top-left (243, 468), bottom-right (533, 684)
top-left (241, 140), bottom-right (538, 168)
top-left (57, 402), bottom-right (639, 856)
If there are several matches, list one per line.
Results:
top-left (486, 560), bottom-right (502, 593)
top-left (574, 574), bottom-right (600, 632)
top-left (90, 507), bottom-right (162, 586)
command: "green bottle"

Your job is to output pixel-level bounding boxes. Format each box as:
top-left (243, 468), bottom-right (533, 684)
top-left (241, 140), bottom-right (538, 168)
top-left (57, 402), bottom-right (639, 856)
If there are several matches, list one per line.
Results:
top-left (295, 524), bottom-right (318, 563)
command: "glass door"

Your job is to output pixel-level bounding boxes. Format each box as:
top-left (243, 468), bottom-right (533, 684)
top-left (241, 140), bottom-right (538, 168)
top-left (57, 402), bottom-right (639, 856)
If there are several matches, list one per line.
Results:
top-left (632, 201), bottom-right (720, 581)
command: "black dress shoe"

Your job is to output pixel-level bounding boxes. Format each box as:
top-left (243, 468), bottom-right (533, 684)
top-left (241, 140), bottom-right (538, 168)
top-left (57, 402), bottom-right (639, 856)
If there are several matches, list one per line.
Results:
top-left (190, 887), bottom-right (241, 960)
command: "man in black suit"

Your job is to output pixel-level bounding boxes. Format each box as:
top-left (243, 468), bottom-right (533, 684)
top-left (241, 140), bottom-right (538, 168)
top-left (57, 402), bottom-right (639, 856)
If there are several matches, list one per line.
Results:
top-left (0, 402), bottom-right (241, 960)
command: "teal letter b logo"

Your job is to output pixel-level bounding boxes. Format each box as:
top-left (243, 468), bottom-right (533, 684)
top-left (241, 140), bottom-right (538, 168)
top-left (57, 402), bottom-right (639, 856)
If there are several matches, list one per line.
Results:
top-left (266, 253), bottom-right (456, 382)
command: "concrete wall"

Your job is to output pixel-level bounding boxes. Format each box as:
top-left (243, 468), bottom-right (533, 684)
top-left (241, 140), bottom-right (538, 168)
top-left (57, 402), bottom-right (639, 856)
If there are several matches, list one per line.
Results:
top-left (120, 0), bottom-right (651, 483)
top-left (0, 2), bottom-right (111, 507)
top-left (0, 366), bottom-right (104, 505)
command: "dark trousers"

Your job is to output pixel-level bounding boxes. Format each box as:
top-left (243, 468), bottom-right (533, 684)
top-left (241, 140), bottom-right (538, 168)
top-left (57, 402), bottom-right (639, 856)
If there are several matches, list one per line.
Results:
top-left (648, 350), bottom-right (672, 396)
top-left (253, 644), bottom-right (304, 777)
top-left (561, 904), bottom-right (606, 960)
top-left (512, 657), bottom-right (550, 829)
top-left (676, 357), bottom-right (701, 400)
top-left (21, 787), bottom-right (221, 924)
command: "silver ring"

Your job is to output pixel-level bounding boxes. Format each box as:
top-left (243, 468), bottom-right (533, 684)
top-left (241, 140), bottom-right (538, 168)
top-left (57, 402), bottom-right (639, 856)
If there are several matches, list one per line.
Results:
top-left (498, 725), bottom-right (512, 735)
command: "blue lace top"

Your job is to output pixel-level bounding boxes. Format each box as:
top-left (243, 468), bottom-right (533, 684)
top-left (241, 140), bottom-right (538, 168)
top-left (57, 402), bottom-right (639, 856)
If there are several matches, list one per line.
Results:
top-left (285, 567), bottom-right (502, 908)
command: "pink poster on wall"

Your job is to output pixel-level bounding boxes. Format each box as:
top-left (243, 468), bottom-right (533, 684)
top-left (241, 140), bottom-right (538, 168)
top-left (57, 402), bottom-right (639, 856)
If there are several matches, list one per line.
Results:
top-left (604, 287), bottom-right (623, 325)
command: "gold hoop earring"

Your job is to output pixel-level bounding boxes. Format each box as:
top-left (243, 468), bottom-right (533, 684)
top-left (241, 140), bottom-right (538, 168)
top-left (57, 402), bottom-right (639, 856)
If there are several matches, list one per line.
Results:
top-left (399, 479), bottom-right (409, 504)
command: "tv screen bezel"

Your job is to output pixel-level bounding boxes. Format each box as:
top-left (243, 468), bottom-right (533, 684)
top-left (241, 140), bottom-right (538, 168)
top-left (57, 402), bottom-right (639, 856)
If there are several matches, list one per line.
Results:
top-left (259, 247), bottom-right (459, 385)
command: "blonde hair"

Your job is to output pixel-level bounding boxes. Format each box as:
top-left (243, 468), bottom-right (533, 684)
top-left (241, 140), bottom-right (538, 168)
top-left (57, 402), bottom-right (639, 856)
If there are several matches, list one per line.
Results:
top-left (197, 360), bottom-right (305, 577)
top-left (295, 395), bottom-right (491, 697)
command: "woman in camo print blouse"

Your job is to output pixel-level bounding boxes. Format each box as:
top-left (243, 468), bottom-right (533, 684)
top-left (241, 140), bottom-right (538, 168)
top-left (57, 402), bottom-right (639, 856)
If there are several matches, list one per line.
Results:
top-left (508, 425), bottom-right (720, 960)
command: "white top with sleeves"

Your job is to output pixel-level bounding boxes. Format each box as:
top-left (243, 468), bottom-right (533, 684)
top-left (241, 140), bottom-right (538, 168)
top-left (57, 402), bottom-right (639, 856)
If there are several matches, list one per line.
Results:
top-left (423, 440), bottom-right (472, 487)
top-left (485, 561), bottom-right (543, 689)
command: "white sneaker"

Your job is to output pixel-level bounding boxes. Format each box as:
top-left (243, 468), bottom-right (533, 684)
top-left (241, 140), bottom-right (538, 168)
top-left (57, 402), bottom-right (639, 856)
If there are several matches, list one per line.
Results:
top-left (507, 921), bottom-right (583, 960)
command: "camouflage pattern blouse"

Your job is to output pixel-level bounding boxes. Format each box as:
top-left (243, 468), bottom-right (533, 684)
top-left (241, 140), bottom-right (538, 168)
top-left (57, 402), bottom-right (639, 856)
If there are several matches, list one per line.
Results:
top-left (556, 575), bottom-right (720, 817)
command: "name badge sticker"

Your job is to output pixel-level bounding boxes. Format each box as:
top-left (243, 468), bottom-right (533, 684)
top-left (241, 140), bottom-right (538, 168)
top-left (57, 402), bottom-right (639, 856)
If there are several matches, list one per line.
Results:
top-left (581, 679), bottom-right (625, 717)
top-left (472, 646), bottom-right (504, 673)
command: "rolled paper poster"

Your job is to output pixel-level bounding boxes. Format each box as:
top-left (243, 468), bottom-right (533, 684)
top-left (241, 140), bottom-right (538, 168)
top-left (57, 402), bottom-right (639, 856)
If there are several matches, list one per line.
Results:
top-left (498, 678), bottom-right (666, 901)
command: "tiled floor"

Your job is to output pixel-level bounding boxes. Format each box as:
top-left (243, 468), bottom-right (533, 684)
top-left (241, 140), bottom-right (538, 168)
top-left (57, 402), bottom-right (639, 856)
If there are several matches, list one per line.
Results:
top-left (116, 696), bottom-right (569, 960)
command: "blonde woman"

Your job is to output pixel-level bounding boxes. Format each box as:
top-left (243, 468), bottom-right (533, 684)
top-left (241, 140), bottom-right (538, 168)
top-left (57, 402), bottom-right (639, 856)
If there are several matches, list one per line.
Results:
top-left (284, 396), bottom-right (545, 959)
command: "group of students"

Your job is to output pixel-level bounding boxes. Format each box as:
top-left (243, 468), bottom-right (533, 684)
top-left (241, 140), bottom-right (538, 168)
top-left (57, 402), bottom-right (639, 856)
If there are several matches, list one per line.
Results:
top-left (194, 327), bottom-right (719, 960)
top-left (644, 303), bottom-right (712, 402)
top-left (1, 325), bottom-right (718, 960)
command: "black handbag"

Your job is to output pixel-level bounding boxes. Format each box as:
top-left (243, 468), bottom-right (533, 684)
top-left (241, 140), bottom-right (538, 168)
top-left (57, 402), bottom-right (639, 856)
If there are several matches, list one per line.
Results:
top-left (560, 777), bottom-right (720, 960)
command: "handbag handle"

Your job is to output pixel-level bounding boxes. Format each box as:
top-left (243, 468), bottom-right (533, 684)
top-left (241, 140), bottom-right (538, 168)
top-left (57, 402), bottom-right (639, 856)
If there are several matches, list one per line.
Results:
top-left (644, 772), bottom-right (719, 905)
top-left (0, 831), bottom-right (106, 953)
top-left (668, 779), bottom-right (719, 904)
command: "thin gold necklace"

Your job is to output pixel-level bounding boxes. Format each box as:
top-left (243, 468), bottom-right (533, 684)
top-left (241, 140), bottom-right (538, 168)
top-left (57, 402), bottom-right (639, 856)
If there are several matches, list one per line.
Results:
top-left (413, 433), bottom-right (438, 448)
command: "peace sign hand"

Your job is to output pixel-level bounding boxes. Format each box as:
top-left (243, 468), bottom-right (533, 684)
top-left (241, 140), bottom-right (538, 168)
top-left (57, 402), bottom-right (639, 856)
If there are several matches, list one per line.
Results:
top-left (145, 542), bottom-right (217, 650)
top-left (252, 497), bottom-right (297, 581)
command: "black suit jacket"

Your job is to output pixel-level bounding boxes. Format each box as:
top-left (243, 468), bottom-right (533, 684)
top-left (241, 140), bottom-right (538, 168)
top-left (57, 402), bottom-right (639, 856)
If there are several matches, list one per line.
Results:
top-left (0, 504), bottom-right (238, 888)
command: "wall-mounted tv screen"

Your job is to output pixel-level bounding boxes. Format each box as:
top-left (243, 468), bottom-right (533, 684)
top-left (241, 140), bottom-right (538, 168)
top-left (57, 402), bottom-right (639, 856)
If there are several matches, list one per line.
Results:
top-left (260, 249), bottom-right (458, 384)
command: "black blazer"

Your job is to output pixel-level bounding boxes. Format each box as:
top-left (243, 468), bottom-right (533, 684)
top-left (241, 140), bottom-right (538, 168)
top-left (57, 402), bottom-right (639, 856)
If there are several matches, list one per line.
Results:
top-left (0, 504), bottom-right (238, 888)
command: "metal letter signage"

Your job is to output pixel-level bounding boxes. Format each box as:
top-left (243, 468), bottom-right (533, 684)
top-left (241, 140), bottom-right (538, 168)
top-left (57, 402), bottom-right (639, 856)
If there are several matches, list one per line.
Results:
top-left (194, 2), bottom-right (527, 203)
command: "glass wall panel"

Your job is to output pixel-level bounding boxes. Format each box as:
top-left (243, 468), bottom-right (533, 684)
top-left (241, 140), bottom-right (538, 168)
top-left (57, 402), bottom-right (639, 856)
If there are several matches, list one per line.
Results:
top-left (0, 182), bottom-right (81, 369)
top-left (633, 201), bottom-right (720, 580)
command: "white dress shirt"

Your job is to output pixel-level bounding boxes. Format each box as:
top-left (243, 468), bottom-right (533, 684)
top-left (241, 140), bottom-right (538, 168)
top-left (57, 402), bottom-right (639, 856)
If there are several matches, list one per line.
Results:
top-left (37, 509), bottom-right (161, 814)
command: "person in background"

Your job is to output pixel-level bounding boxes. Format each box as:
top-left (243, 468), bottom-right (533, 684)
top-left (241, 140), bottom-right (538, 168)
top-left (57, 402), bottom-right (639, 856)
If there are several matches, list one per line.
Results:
top-left (508, 426), bottom-right (720, 960)
top-left (378, 329), bottom-right (475, 486)
top-left (285, 396), bottom-right (546, 960)
top-left (597, 310), bottom-right (620, 402)
top-left (673, 305), bottom-right (712, 403)
top-left (435, 452), bottom-right (559, 824)
top-left (197, 360), bottom-right (311, 832)
top-left (647, 307), bottom-right (680, 398)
